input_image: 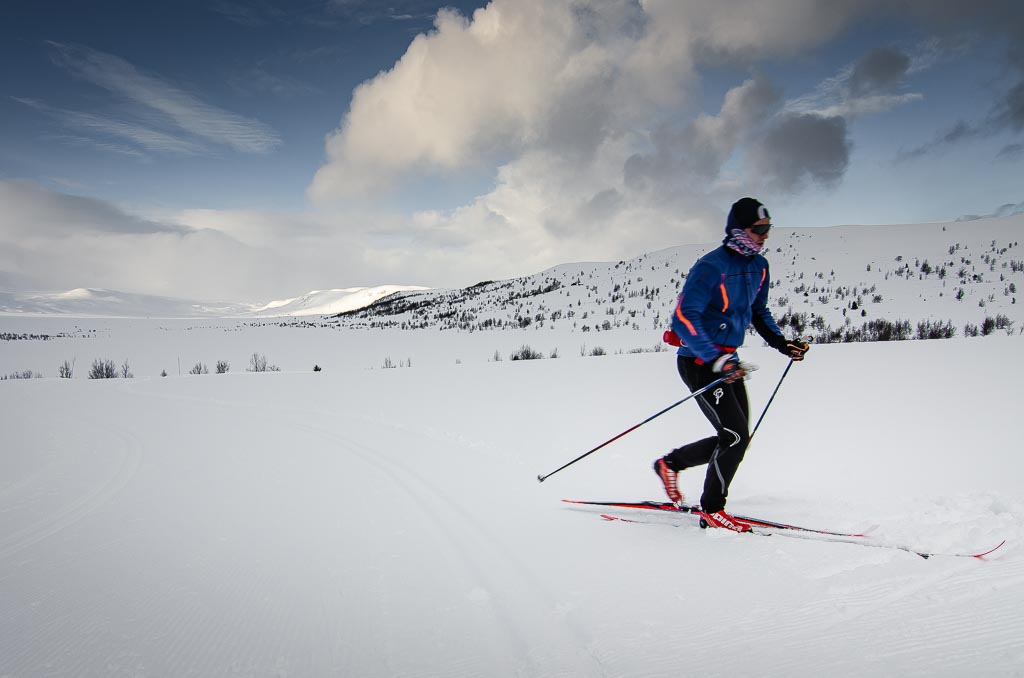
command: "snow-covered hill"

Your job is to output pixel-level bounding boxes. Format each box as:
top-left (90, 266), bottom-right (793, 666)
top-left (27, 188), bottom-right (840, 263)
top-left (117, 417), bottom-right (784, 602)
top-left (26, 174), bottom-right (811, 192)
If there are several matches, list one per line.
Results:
top-left (0, 285), bottom-right (428, 319)
top-left (341, 215), bottom-right (1024, 342)
top-left (247, 285), bottom-right (428, 317)
top-left (3, 216), bottom-right (1021, 336)
top-left (0, 287), bottom-right (254, 318)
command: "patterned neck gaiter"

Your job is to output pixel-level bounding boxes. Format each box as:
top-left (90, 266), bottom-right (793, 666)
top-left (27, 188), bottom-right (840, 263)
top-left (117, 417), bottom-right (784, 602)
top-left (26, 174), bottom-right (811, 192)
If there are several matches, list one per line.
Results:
top-left (724, 228), bottom-right (762, 256)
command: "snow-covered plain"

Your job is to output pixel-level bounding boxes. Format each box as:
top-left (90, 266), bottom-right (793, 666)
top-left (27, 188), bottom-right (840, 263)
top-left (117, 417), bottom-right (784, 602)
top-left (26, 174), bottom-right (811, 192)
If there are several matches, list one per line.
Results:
top-left (1, 320), bottom-right (1023, 676)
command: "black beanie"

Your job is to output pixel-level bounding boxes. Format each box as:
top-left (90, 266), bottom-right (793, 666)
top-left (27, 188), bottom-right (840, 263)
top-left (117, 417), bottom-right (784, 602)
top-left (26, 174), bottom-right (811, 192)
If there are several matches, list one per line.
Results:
top-left (726, 197), bottom-right (770, 233)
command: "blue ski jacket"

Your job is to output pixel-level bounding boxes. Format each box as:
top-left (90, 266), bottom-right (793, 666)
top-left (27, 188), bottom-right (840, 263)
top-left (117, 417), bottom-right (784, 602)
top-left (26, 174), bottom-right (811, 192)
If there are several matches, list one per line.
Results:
top-left (670, 246), bottom-right (785, 363)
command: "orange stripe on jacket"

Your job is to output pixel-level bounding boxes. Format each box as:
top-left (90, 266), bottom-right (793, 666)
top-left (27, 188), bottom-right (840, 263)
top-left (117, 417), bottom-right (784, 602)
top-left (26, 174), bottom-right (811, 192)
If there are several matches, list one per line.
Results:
top-left (674, 296), bottom-right (697, 336)
top-left (719, 275), bottom-right (729, 312)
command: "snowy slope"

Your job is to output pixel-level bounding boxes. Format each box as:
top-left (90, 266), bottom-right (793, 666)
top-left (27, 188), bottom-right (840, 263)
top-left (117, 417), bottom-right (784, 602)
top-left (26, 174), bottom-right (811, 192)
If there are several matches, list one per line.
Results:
top-left (0, 285), bottom-right (429, 319)
top-left (0, 287), bottom-right (255, 318)
top-left (0, 337), bottom-right (1021, 676)
top-left (247, 285), bottom-right (429, 317)
top-left (341, 215), bottom-right (1024, 341)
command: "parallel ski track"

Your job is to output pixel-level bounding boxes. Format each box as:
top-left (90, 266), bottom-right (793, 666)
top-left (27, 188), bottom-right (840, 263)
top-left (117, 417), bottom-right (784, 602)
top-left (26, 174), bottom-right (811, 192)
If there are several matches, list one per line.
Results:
top-left (0, 426), bottom-right (142, 562)
top-left (292, 419), bottom-right (611, 677)
top-left (120, 381), bottom-right (613, 677)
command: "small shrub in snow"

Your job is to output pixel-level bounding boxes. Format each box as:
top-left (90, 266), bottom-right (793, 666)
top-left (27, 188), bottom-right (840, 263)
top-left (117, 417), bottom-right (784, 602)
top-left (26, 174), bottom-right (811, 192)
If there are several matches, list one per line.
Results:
top-left (313, 364), bottom-right (322, 372)
top-left (58, 360), bottom-right (74, 379)
top-left (589, 346), bottom-right (607, 356)
top-left (1, 370), bottom-right (42, 380)
top-left (189, 362), bottom-right (209, 375)
top-left (89, 359), bottom-right (118, 379)
top-left (215, 360), bottom-right (230, 374)
top-left (247, 353), bottom-right (279, 372)
top-left (916, 320), bottom-right (957, 340)
top-left (510, 345), bottom-right (543, 361)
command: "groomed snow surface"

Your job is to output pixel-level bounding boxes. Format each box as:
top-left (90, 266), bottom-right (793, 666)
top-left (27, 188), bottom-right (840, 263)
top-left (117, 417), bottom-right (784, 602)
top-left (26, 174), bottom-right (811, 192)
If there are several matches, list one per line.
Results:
top-left (1, 325), bottom-right (1023, 677)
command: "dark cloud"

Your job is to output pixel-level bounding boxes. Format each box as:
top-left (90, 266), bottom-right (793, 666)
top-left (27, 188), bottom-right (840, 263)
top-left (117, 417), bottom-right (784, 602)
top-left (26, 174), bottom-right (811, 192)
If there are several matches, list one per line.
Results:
top-left (897, 82), bottom-right (1023, 161)
top-left (997, 142), bottom-right (1023, 160)
top-left (623, 75), bottom-right (782, 192)
top-left (992, 81), bottom-right (1024, 132)
top-left (748, 113), bottom-right (850, 192)
top-left (956, 200), bottom-right (1024, 221)
top-left (849, 46), bottom-right (911, 97)
top-left (0, 181), bottom-right (187, 237)
top-left (886, 2), bottom-right (1024, 161)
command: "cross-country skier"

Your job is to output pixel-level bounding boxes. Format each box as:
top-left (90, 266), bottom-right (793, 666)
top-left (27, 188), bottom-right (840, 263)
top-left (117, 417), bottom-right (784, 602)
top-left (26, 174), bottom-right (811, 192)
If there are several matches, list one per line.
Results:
top-left (654, 197), bottom-right (809, 532)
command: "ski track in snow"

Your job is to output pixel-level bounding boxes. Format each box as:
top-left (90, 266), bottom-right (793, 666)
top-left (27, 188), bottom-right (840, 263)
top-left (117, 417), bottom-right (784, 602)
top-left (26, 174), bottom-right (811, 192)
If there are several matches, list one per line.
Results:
top-left (1, 335), bottom-right (1023, 676)
top-left (0, 425), bottom-right (142, 563)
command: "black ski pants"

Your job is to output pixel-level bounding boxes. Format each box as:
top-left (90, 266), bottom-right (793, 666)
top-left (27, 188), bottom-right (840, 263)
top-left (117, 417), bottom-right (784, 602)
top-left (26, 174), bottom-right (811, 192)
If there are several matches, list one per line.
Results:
top-left (663, 355), bottom-right (751, 513)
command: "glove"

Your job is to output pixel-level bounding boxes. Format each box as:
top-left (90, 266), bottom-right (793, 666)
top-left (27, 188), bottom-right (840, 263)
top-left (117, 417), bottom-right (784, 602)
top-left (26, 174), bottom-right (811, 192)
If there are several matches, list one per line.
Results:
top-left (779, 340), bottom-right (810, 361)
top-left (710, 353), bottom-right (746, 383)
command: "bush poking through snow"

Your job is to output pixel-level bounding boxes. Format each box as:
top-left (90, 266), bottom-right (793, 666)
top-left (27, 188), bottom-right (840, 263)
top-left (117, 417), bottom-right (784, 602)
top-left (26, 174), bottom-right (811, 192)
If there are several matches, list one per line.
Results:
top-left (89, 359), bottom-right (118, 379)
top-left (1, 370), bottom-right (42, 380)
top-left (510, 345), bottom-right (543, 360)
top-left (247, 353), bottom-right (280, 372)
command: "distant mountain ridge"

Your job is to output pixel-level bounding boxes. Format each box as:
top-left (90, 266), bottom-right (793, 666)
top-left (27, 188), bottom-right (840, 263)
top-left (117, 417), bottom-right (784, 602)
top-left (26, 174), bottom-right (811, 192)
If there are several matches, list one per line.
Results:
top-left (0, 285), bottom-right (426, 319)
top-left (248, 286), bottom-right (428, 317)
top-left (2, 216), bottom-right (1022, 336)
top-left (0, 288), bottom-right (253, 318)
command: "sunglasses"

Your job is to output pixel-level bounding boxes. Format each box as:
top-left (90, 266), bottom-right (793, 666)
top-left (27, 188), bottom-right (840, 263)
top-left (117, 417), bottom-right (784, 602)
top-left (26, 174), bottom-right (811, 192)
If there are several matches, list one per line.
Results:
top-left (749, 222), bottom-right (772, 236)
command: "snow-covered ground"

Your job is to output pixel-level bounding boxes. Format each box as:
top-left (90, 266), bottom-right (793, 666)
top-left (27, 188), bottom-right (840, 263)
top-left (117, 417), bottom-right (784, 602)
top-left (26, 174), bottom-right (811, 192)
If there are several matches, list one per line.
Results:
top-left (1, 322), bottom-right (1022, 676)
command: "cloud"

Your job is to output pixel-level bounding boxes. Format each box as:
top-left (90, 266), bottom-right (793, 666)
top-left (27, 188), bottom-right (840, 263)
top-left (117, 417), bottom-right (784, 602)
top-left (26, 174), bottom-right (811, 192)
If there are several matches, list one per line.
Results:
top-left (624, 75), bottom-right (782, 192)
top-left (0, 181), bottom-right (187, 237)
top-left (309, 2), bottom-right (657, 200)
top-left (991, 81), bottom-right (1024, 132)
top-left (13, 97), bottom-right (206, 157)
top-left (46, 42), bottom-right (281, 154)
top-left (747, 114), bottom-right (850, 192)
top-left (956, 200), bottom-right (1024, 221)
top-left (304, 0), bottom-right (908, 281)
top-left (308, 0), bottom-right (878, 203)
top-left (997, 142), bottom-right (1023, 160)
top-left (896, 80), bottom-right (1024, 161)
top-left (849, 46), bottom-right (911, 97)
top-left (0, 181), bottom-right (345, 300)
top-left (784, 43), bottom-right (926, 121)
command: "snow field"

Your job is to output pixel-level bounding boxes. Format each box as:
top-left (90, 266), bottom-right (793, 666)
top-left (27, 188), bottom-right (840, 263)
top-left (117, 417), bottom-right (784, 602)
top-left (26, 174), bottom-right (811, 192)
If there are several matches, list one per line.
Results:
top-left (1, 328), bottom-right (1023, 676)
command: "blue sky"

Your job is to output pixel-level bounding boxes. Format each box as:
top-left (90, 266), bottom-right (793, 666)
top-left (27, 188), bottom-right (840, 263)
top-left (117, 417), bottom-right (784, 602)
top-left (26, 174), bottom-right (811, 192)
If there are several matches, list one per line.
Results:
top-left (1, 1), bottom-right (1022, 301)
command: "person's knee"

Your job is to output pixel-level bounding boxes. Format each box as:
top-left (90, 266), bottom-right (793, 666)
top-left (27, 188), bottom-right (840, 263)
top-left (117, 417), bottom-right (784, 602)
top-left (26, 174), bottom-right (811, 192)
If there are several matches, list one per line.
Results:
top-left (717, 426), bottom-right (749, 451)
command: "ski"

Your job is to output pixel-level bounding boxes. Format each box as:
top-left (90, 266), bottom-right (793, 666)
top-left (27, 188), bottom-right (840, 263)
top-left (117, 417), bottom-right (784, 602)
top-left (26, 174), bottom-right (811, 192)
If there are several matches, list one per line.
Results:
top-left (595, 511), bottom-right (1006, 559)
top-left (562, 499), bottom-right (871, 538)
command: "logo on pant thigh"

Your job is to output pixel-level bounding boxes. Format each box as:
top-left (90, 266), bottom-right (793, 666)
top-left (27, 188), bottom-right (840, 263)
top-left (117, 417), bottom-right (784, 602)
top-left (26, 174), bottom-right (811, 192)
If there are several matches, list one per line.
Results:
top-left (713, 387), bottom-right (724, 405)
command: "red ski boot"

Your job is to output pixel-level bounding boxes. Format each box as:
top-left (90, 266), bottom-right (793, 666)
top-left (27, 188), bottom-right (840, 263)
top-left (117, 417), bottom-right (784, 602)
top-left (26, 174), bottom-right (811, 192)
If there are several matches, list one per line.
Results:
top-left (699, 510), bottom-right (752, 533)
top-left (653, 458), bottom-right (683, 504)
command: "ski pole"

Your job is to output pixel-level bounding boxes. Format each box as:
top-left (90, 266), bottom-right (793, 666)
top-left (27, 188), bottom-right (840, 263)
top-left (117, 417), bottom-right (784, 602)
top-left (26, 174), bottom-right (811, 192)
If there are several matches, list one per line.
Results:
top-left (749, 359), bottom-right (794, 442)
top-left (537, 377), bottom-right (728, 483)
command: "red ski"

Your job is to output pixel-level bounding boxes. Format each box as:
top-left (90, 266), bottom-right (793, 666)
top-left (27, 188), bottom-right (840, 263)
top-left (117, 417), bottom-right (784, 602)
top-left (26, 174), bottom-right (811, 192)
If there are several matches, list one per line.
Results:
top-left (566, 500), bottom-right (1005, 560)
top-left (562, 499), bottom-right (872, 538)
